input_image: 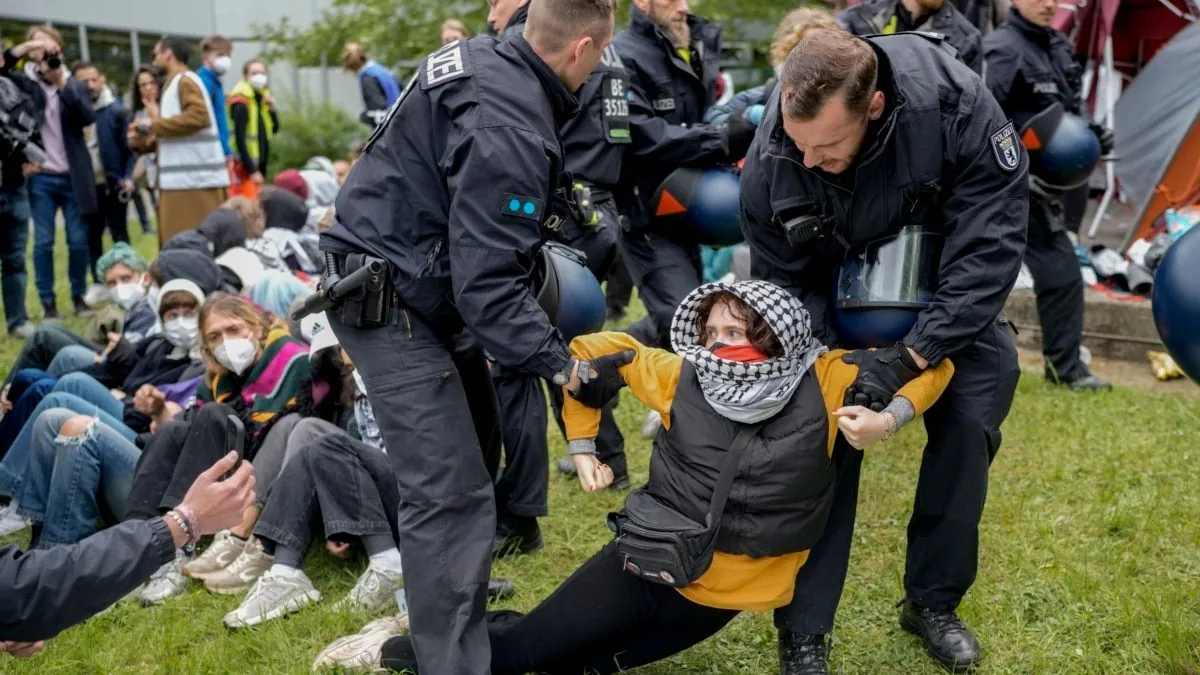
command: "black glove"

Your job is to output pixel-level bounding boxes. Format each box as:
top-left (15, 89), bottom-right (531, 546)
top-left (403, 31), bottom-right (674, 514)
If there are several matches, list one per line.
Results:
top-left (1090, 122), bottom-right (1115, 155)
top-left (722, 113), bottom-right (758, 162)
top-left (570, 349), bottom-right (636, 409)
top-left (841, 344), bottom-right (923, 412)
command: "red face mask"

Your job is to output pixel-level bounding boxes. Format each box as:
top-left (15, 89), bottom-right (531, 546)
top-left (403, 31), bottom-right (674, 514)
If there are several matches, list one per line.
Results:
top-left (712, 344), bottom-right (768, 363)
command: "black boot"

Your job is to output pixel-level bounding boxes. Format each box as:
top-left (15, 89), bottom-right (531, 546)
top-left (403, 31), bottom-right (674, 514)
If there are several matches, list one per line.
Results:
top-left (778, 631), bottom-right (830, 675)
top-left (899, 600), bottom-right (982, 673)
top-left (492, 515), bottom-right (543, 558)
top-left (41, 299), bottom-right (59, 321)
top-left (1061, 373), bottom-right (1112, 391)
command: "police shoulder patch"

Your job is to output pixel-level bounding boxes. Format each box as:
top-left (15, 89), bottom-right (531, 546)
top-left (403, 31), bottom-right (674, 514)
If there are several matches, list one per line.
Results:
top-left (420, 42), bottom-right (471, 91)
top-left (500, 194), bottom-right (544, 221)
top-left (990, 121), bottom-right (1020, 173)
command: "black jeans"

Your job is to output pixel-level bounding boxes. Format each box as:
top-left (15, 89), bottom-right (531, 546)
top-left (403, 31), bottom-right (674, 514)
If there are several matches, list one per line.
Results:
top-left (87, 182), bottom-right (131, 283)
top-left (1025, 199), bottom-right (1088, 382)
top-left (123, 403), bottom-right (234, 520)
top-left (775, 320), bottom-right (1021, 633)
top-left (382, 541), bottom-right (740, 675)
top-left (331, 306), bottom-right (499, 675)
top-left (254, 432), bottom-right (400, 556)
top-left (2, 325), bottom-right (97, 387)
top-left (619, 230), bottom-right (703, 350)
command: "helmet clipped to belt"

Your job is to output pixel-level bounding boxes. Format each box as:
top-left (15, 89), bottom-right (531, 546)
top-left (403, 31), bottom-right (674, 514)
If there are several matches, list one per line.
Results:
top-left (1019, 102), bottom-right (1101, 193)
top-left (650, 167), bottom-right (744, 247)
top-left (535, 241), bottom-right (607, 341)
top-left (833, 227), bottom-right (944, 349)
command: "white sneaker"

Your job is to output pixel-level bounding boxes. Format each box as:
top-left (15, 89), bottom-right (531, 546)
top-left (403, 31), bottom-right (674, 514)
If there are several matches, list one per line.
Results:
top-left (202, 537), bottom-right (273, 595)
top-left (141, 551), bottom-right (192, 605)
top-left (0, 503), bottom-right (29, 537)
top-left (332, 564), bottom-right (403, 614)
top-left (83, 284), bottom-right (109, 308)
top-left (183, 530), bottom-right (247, 580)
top-left (312, 613), bottom-right (410, 671)
top-left (223, 569), bottom-right (321, 628)
top-left (641, 410), bottom-right (663, 439)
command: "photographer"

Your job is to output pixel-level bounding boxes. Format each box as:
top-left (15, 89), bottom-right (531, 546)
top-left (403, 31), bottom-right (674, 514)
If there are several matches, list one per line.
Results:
top-left (0, 45), bottom-right (40, 339)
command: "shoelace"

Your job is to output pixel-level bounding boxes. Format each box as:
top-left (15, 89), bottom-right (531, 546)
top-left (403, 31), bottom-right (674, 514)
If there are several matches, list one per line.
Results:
top-left (920, 608), bottom-right (968, 635)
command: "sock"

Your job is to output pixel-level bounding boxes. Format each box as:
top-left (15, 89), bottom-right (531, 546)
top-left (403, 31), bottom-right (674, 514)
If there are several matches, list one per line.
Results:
top-left (368, 547), bottom-right (404, 575)
top-left (269, 563), bottom-right (303, 578)
top-left (272, 543), bottom-right (304, 570)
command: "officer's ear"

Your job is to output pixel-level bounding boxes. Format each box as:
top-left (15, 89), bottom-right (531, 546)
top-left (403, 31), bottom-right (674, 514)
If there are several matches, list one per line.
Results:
top-left (867, 90), bottom-right (885, 121)
top-left (572, 35), bottom-right (596, 64)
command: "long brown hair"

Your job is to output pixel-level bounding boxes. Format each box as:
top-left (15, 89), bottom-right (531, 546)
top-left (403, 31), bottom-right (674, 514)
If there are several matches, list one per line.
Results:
top-left (198, 293), bottom-right (271, 379)
top-left (693, 291), bottom-right (785, 358)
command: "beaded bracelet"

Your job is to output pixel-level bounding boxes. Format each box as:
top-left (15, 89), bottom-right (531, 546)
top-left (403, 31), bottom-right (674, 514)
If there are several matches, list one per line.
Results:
top-left (164, 511), bottom-right (196, 554)
top-left (174, 503), bottom-right (200, 539)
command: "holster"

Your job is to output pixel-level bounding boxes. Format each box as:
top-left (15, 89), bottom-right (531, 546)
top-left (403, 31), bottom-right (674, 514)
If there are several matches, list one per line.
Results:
top-left (328, 252), bottom-right (394, 329)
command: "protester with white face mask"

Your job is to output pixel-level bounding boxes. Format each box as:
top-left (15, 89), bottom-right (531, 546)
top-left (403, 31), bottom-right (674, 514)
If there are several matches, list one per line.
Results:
top-left (196, 35), bottom-right (235, 162)
top-left (228, 59), bottom-right (280, 192)
top-left (121, 293), bottom-right (311, 606)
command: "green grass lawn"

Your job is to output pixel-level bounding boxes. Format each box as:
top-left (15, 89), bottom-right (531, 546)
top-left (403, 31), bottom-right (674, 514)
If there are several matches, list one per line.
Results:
top-left (1, 229), bottom-right (1198, 674)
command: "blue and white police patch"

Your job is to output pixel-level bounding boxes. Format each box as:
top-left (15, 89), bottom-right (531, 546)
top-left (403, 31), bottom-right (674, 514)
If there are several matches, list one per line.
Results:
top-left (420, 42), bottom-right (471, 90)
top-left (990, 121), bottom-right (1020, 173)
top-left (501, 194), bottom-right (544, 221)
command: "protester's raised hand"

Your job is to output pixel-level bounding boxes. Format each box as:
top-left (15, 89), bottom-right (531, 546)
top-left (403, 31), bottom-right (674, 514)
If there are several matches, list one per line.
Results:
top-left (178, 452), bottom-right (256, 535)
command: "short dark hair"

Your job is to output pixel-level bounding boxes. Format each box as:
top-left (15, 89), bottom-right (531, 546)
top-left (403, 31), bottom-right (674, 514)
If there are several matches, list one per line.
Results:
top-left (159, 289), bottom-right (200, 318)
top-left (158, 36), bottom-right (192, 66)
top-left (693, 291), bottom-right (785, 358)
top-left (779, 29), bottom-right (877, 121)
top-left (70, 60), bottom-right (99, 76)
top-left (526, 0), bottom-right (617, 53)
top-left (242, 58), bottom-right (266, 76)
top-left (200, 35), bottom-right (231, 54)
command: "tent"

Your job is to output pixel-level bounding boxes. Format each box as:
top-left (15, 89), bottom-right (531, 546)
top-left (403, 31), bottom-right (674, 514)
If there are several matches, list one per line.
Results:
top-left (1108, 20), bottom-right (1200, 252)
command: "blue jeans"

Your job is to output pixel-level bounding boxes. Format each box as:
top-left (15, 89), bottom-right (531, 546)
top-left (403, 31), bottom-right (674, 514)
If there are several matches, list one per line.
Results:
top-left (20, 408), bottom-right (140, 547)
top-left (47, 345), bottom-right (99, 377)
top-left (28, 173), bottom-right (89, 302)
top-left (2, 324), bottom-right (98, 387)
top-left (0, 372), bottom-right (56, 462)
top-left (0, 184), bottom-right (30, 331)
top-left (0, 377), bottom-right (132, 499)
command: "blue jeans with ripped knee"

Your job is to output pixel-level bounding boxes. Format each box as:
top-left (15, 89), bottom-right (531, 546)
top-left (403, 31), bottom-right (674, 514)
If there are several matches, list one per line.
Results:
top-left (18, 408), bottom-right (141, 547)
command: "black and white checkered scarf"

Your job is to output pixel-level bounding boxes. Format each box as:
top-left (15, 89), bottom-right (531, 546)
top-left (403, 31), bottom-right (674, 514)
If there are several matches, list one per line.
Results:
top-left (670, 280), bottom-right (827, 423)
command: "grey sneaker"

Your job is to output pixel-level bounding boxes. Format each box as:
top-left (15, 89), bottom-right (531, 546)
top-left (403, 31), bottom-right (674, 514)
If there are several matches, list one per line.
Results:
top-left (141, 551), bottom-right (192, 605)
top-left (7, 322), bottom-right (35, 341)
top-left (203, 537), bottom-right (272, 595)
top-left (0, 503), bottom-right (29, 537)
top-left (311, 613), bottom-right (410, 671)
top-left (223, 569), bottom-right (321, 628)
top-left (641, 410), bottom-right (663, 439)
top-left (183, 530), bottom-right (247, 580)
top-left (332, 564), bottom-right (404, 614)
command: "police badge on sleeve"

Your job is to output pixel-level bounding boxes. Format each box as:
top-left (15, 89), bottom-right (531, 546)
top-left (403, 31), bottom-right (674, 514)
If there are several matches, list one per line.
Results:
top-left (990, 122), bottom-right (1019, 172)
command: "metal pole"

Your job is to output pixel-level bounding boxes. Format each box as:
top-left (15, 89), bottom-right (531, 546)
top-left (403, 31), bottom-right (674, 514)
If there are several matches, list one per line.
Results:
top-left (131, 30), bottom-right (141, 70)
top-left (78, 25), bottom-right (90, 61)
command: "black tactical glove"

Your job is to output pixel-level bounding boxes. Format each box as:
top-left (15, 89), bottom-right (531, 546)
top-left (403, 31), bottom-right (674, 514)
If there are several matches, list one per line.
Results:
top-left (570, 349), bottom-right (636, 409)
top-left (722, 113), bottom-right (758, 162)
top-left (1089, 122), bottom-right (1115, 155)
top-left (841, 344), bottom-right (923, 412)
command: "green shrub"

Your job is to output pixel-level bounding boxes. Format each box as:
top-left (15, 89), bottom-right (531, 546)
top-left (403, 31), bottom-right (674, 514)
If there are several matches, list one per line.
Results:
top-left (270, 96), bottom-right (366, 177)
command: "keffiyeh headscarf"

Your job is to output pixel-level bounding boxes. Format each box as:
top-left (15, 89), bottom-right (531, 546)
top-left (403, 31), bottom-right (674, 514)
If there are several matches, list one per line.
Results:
top-left (670, 280), bottom-right (828, 423)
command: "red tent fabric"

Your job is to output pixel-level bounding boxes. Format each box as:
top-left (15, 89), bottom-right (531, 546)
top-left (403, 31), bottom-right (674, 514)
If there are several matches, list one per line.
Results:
top-left (1053, 0), bottom-right (1193, 76)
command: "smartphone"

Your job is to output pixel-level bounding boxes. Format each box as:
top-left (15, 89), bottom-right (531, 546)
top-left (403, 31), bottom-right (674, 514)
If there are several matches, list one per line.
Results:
top-left (223, 414), bottom-right (245, 480)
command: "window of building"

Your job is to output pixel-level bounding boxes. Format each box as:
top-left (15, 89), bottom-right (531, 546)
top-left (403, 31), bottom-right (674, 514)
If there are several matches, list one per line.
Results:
top-left (87, 28), bottom-right (136, 97)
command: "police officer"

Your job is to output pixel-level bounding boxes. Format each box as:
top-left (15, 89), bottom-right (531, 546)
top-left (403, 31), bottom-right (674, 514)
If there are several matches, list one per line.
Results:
top-left (320, 0), bottom-right (618, 670)
top-left (985, 0), bottom-right (1113, 390)
top-left (838, 0), bottom-right (983, 74)
top-left (613, 0), bottom-right (758, 351)
top-left (482, 0), bottom-right (631, 558)
top-left (742, 30), bottom-right (1026, 674)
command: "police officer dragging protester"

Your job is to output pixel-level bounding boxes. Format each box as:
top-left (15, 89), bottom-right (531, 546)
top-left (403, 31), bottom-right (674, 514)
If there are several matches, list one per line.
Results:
top-left (482, 0), bottom-right (633, 558)
top-left (613, 0), bottom-right (759, 353)
top-left (837, 0), bottom-right (983, 74)
top-left (984, 0), bottom-right (1113, 390)
top-left (741, 30), bottom-right (1027, 674)
top-left (313, 0), bottom-right (627, 669)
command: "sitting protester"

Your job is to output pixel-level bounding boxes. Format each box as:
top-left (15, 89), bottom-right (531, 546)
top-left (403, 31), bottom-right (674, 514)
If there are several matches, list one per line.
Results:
top-left (163, 195), bottom-right (261, 259)
top-left (249, 271), bottom-right (313, 325)
top-left (122, 293), bottom-right (310, 605)
top-left (379, 281), bottom-right (955, 674)
top-left (150, 248), bottom-right (225, 297)
top-left (214, 247), bottom-right (267, 295)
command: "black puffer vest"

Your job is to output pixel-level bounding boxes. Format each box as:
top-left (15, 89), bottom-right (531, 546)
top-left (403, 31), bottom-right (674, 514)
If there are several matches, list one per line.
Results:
top-left (644, 361), bottom-right (836, 557)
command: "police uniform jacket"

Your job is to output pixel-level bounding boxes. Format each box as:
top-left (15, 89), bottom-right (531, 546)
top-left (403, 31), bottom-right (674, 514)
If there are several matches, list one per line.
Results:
top-left (613, 7), bottom-right (734, 233)
top-left (740, 34), bottom-right (1028, 366)
top-left (838, 0), bottom-right (984, 74)
top-left (983, 7), bottom-right (1083, 125)
top-left (321, 35), bottom-right (577, 381)
top-left (504, 3), bottom-right (630, 190)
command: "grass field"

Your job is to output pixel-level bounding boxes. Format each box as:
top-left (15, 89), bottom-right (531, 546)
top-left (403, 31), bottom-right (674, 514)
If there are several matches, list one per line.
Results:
top-left (2, 227), bottom-right (1199, 674)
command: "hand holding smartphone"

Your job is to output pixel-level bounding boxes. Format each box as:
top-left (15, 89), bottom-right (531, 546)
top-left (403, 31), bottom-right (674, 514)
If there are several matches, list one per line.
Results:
top-left (222, 414), bottom-right (245, 480)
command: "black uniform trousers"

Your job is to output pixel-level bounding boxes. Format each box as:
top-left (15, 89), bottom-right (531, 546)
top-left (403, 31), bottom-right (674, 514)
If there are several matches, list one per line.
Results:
top-left (331, 306), bottom-right (500, 675)
top-left (774, 320), bottom-right (1020, 633)
top-left (605, 253), bottom-right (635, 317)
top-left (1025, 197), bottom-right (1089, 382)
top-left (87, 182), bottom-right (131, 283)
top-left (619, 229), bottom-right (704, 350)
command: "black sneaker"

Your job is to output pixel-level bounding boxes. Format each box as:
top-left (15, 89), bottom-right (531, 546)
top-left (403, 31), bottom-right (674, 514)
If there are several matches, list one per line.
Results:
top-left (73, 296), bottom-right (94, 317)
top-left (41, 300), bottom-right (59, 321)
top-left (899, 599), bottom-right (982, 673)
top-left (778, 631), bottom-right (830, 675)
top-left (492, 516), bottom-right (543, 559)
top-left (1063, 374), bottom-right (1112, 391)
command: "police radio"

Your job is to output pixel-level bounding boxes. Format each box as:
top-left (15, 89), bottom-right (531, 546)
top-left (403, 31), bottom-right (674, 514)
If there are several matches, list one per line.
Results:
top-left (781, 213), bottom-right (832, 248)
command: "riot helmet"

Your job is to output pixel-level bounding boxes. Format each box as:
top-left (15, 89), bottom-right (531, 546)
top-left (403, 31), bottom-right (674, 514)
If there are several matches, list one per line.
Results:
top-left (651, 167), bottom-right (745, 247)
top-left (535, 241), bottom-right (607, 341)
top-left (1019, 102), bottom-right (1101, 193)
